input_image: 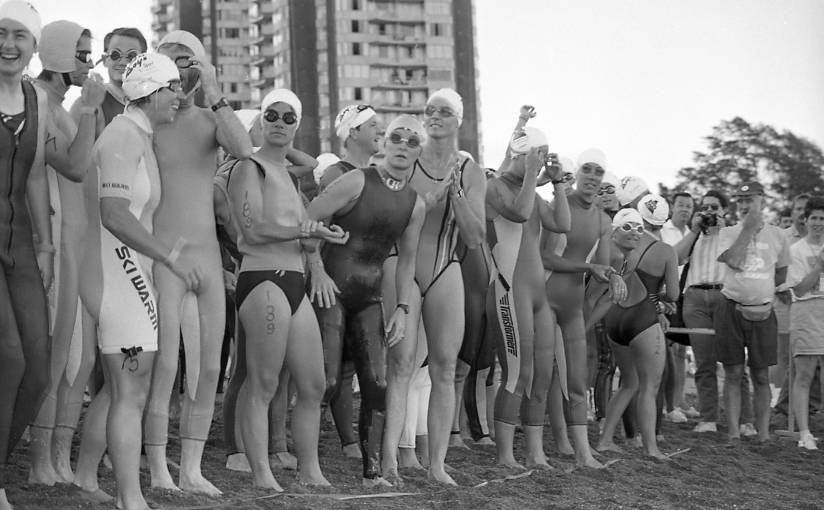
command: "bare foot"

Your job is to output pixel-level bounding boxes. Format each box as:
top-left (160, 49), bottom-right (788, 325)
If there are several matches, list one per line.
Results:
top-left (557, 441), bottom-right (575, 456)
top-left (72, 483), bottom-right (115, 504)
top-left (428, 467), bottom-right (458, 486)
top-left (576, 454), bottom-right (605, 469)
top-left (475, 436), bottom-right (495, 446)
top-left (525, 450), bottom-right (551, 470)
top-left (150, 472), bottom-right (181, 492)
top-left (525, 459), bottom-right (554, 470)
top-left (270, 452), bottom-right (298, 471)
top-left (646, 450), bottom-right (670, 461)
top-left (398, 448), bottom-right (424, 470)
top-left (341, 443), bottom-right (362, 460)
top-left (596, 442), bottom-right (625, 454)
top-left (251, 472), bottom-right (283, 492)
top-left (53, 461), bottom-right (75, 485)
top-left (449, 432), bottom-right (470, 449)
top-left (362, 476), bottom-right (392, 488)
top-left (179, 472), bottom-right (223, 496)
top-left (496, 458), bottom-right (526, 470)
top-left (28, 465), bottom-right (58, 486)
top-left (297, 471), bottom-right (331, 487)
top-left (225, 453), bottom-right (251, 473)
top-left (383, 468), bottom-right (404, 488)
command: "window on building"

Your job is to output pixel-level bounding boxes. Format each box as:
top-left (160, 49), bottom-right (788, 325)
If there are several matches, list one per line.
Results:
top-left (378, 23), bottom-right (386, 35)
top-left (351, 20), bottom-right (360, 33)
top-left (354, 87), bottom-right (363, 101)
top-left (352, 42), bottom-right (361, 55)
top-left (352, 0), bottom-right (360, 10)
top-left (431, 23), bottom-right (443, 36)
top-left (378, 46), bottom-right (388, 58)
top-left (224, 27), bottom-right (239, 38)
top-left (230, 83), bottom-right (237, 93)
top-left (405, 46), bottom-right (414, 59)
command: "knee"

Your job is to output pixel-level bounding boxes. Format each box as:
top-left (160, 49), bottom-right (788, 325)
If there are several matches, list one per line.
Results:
top-left (388, 354), bottom-right (416, 382)
top-left (153, 351), bottom-right (179, 376)
top-left (724, 364), bottom-right (744, 382)
top-left (429, 359), bottom-right (457, 386)
top-left (750, 368), bottom-right (770, 387)
top-left (198, 362), bottom-right (221, 387)
top-left (454, 360), bottom-right (470, 382)
top-left (247, 373), bottom-right (279, 400)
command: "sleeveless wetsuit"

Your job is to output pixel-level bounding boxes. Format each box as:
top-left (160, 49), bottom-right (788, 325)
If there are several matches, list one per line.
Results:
top-left (0, 80), bottom-right (49, 473)
top-left (316, 166), bottom-right (416, 479)
top-left (100, 89), bottom-right (124, 126)
top-left (94, 107), bottom-right (162, 355)
top-left (605, 242), bottom-right (664, 346)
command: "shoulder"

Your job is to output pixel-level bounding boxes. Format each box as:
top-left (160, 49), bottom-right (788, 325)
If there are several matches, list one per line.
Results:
top-left (97, 116), bottom-right (140, 149)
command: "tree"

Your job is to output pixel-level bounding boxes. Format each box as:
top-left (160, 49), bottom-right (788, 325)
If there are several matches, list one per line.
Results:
top-left (665, 117), bottom-right (824, 211)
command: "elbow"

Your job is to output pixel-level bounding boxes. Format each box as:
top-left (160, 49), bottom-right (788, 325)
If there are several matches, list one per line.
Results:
top-left (66, 167), bottom-right (86, 183)
top-left (557, 220), bottom-right (572, 234)
top-left (234, 146), bottom-right (253, 161)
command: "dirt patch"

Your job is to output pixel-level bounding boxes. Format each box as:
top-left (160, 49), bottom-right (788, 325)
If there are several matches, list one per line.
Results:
top-left (6, 394), bottom-right (824, 509)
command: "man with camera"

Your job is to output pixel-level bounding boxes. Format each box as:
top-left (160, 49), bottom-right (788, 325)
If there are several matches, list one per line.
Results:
top-left (715, 182), bottom-right (789, 442)
top-left (674, 190), bottom-right (755, 435)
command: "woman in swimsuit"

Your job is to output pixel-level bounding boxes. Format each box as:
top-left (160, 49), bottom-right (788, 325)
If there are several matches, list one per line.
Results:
top-left (228, 89), bottom-right (345, 491)
top-left (592, 209), bottom-right (678, 459)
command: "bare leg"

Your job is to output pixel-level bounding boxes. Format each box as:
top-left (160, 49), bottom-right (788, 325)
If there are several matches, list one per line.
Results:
top-left (422, 266), bottom-right (465, 485)
top-left (103, 351), bottom-right (154, 510)
top-left (238, 282), bottom-right (289, 490)
top-left (723, 363), bottom-right (744, 441)
top-left (631, 328), bottom-right (667, 459)
top-left (285, 299), bottom-right (329, 487)
top-left (450, 360), bottom-right (470, 449)
top-left (750, 366), bottom-right (772, 442)
top-left (597, 342), bottom-right (637, 454)
top-left (793, 357), bottom-right (818, 436)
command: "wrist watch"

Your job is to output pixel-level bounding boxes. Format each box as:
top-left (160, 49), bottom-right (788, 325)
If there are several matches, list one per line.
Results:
top-left (210, 97), bottom-right (230, 112)
top-left (396, 303), bottom-right (410, 314)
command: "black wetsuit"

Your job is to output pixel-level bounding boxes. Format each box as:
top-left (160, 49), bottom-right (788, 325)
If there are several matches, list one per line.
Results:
top-left (605, 242), bottom-right (663, 345)
top-left (316, 167), bottom-right (416, 479)
top-left (0, 80), bottom-right (49, 480)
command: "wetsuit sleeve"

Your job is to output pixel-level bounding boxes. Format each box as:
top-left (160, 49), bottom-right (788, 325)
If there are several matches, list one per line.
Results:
top-left (98, 126), bottom-right (142, 201)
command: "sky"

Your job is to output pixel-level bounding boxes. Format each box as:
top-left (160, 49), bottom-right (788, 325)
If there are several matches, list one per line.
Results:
top-left (28, 0), bottom-right (824, 189)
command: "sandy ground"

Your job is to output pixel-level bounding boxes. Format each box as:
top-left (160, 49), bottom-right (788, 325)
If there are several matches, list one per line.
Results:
top-left (5, 375), bottom-right (824, 510)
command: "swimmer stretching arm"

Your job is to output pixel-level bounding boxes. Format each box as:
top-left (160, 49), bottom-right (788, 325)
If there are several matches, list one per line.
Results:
top-left (486, 147), bottom-right (543, 223)
top-left (195, 60), bottom-right (253, 161)
top-left (39, 78), bottom-right (107, 182)
top-left (286, 147), bottom-right (319, 178)
top-left (497, 105), bottom-right (535, 173)
top-left (535, 154), bottom-right (571, 233)
top-left (449, 158), bottom-right (486, 248)
top-left (386, 197), bottom-right (426, 347)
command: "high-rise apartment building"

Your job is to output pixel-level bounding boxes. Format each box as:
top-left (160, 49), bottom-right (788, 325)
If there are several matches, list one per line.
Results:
top-left (151, 0), bottom-right (482, 161)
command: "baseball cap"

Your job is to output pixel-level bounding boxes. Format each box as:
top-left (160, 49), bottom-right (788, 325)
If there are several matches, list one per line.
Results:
top-left (732, 181), bottom-right (764, 197)
top-left (616, 175), bottom-right (650, 206)
top-left (637, 194), bottom-right (669, 226)
top-left (121, 52), bottom-right (180, 101)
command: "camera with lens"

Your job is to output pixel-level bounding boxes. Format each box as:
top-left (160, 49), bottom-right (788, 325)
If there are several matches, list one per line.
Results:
top-left (698, 212), bottom-right (718, 233)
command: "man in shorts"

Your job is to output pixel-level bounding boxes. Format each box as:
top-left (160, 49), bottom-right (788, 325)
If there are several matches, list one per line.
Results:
top-left (716, 181), bottom-right (789, 442)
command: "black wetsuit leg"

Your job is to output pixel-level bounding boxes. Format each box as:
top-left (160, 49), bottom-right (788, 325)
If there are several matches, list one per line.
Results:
top-left (344, 301), bottom-right (387, 480)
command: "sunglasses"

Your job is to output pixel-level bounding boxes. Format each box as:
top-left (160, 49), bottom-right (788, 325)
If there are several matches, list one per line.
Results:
top-left (161, 81), bottom-right (182, 93)
top-left (263, 109), bottom-right (298, 124)
top-left (701, 204), bottom-right (721, 212)
top-left (174, 56), bottom-right (197, 69)
top-left (598, 185), bottom-right (616, 196)
top-left (107, 50), bottom-right (140, 63)
top-left (387, 132), bottom-right (421, 148)
top-left (75, 50), bottom-right (92, 64)
top-left (620, 223), bottom-right (645, 233)
top-left (424, 105), bottom-right (454, 117)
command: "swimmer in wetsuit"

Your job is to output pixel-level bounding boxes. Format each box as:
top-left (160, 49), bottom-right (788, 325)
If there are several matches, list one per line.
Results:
top-left (26, 20), bottom-right (108, 487)
top-left (319, 103), bottom-right (382, 460)
top-left (229, 89), bottom-right (346, 491)
top-left (143, 31), bottom-right (252, 496)
top-left (306, 114), bottom-right (426, 486)
top-left (591, 208), bottom-right (678, 459)
top-left (69, 28), bottom-right (150, 504)
top-left (486, 127), bottom-right (571, 469)
top-left (542, 149), bottom-right (627, 468)
top-left (86, 53), bottom-right (203, 510)
top-left (381, 88), bottom-right (486, 486)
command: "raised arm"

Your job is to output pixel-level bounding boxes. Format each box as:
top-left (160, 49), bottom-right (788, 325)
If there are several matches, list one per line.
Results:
top-left (497, 105), bottom-right (535, 172)
top-left (286, 147), bottom-right (318, 178)
top-left (485, 148), bottom-right (543, 223)
top-left (196, 61), bottom-right (253, 160)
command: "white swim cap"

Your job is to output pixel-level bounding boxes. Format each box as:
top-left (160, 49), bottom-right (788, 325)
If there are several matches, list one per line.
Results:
top-left (39, 20), bottom-right (85, 73)
top-left (313, 152), bottom-right (340, 186)
top-left (612, 208), bottom-right (644, 230)
top-left (335, 104), bottom-right (376, 140)
top-left (121, 52), bottom-right (180, 101)
top-left (577, 148), bottom-right (607, 170)
top-left (427, 88), bottom-right (463, 126)
top-left (158, 30), bottom-right (206, 61)
top-left (637, 194), bottom-right (669, 226)
top-left (509, 126), bottom-right (548, 155)
top-left (261, 88), bottom-right (302, 123)
top-left (601, 172), bottom-right (620, 188)
top-left (616, 175), bottom-right (650, 206)
top-left (386, 114), bottom-right (424, 138)
top-left (559, 156), bottom-right (576, 173)
top-left (234, 108), bottom-right (260, 133)
top-left (0, 0), bottom-right (40, 41)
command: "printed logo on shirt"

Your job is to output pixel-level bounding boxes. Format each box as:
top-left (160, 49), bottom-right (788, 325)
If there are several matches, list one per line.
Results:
top-left (102, 182), bottom-right (130, 191)
top-left (115, 245), bottom-right (158, 330)
top-left (497, 293), bottom-right (518, 357)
